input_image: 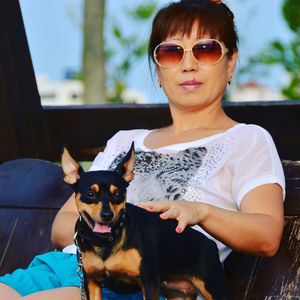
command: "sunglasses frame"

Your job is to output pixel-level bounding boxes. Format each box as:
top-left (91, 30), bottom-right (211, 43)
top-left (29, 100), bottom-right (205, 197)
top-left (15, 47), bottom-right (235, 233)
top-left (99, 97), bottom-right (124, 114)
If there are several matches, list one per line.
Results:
top-left (153, 38), bottom-right (229, 68)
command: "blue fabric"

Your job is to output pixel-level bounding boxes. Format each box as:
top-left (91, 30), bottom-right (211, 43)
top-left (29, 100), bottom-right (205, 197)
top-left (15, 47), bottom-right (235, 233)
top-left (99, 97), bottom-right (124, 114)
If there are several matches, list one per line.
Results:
top-left (0, 251), bottom-right (165, 299)
top-left (0, 251), bottom-right (79, 296)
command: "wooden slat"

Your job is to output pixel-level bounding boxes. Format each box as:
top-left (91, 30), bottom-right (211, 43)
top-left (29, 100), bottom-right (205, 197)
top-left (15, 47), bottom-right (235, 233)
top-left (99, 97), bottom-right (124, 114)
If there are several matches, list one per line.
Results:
top-left (282, 160), bottom-right (300, 179)
top-left (245, 217), bottom-right (300, 299)
top-left (284, 179), bottom-right (300, 215)
top-left (43, 104), bottom-right (172, 161)
top-left (0, 209), bottom-right (57, 275)
top-left (42, 101), bottom-right (300, 162)
top-left (280, 161), bottom-right (300, 215)
top-left (0, 158), bottom-right (73, 209)
top-left (224, 252), bottom-right (259, 300)
top-left (0, 209), bottom-right (20, 268)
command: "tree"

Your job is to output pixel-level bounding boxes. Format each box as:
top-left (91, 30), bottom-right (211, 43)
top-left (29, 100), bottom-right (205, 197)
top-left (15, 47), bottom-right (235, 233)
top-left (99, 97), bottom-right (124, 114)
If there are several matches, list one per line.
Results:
top-left (82, 1), bottom-right (157, 104)
top-left (248, 0), bottom-right (300, 99)
top-left (83, 0), bottom-right (106, 104)
top-left (105, 2), bottom-right (157, 103)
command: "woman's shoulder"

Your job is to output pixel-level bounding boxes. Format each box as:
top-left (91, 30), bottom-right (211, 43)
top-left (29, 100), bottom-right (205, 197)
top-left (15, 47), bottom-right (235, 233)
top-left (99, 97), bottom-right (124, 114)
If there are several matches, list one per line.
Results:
top-left (108, 129), bottom-right (150, 146)
top-left (232, 123), bottom-right (274, 143)
top-left (229, 123), bottom-right (279, 157)
top-left (198, 123), bottom-right (273, 150)
top-left (90, 129), bottom-right (149, 171)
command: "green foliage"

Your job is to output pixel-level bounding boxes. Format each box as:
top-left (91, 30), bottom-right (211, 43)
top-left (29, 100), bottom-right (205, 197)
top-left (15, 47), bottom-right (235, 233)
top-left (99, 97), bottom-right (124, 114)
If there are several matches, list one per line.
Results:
top-left (113, 26), bottom-right (122, 39)
top-left (259, 37), bottom-right (300, 99)
top-left (243, 0), bottom-right (300, 100)
top-left (282, 0), bottom-right (300, 33)
top-left (106, 79), bottom-right (126, 103)
top-left (106, 2), bottom-right (158, 103)
top-left (128, 3), bottom-right (157, 20)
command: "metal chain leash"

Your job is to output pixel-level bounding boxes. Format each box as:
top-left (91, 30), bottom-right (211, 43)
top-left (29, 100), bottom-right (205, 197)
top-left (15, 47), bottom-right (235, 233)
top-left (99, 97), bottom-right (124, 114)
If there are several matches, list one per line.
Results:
top-left (76, 246), bottom-right (86, 300)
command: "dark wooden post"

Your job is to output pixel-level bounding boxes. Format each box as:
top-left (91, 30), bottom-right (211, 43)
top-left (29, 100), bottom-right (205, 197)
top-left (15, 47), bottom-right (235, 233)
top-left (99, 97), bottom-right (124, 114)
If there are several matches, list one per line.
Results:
top-left (0, 0), bottom-right (49, 163)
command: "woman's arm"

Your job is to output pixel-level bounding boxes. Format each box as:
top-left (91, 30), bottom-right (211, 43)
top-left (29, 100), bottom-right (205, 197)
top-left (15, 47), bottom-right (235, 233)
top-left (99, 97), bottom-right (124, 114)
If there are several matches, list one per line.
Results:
top-left (139, 183), bottom-right (284, 257)
top-left (199, 183), bottom-right (284, 256)
top-left (51, 193), bottom-right (79, 249)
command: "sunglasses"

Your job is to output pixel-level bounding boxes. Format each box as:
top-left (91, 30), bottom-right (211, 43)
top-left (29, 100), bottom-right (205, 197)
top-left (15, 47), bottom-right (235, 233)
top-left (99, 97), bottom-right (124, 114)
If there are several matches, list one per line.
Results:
top-left (153, 39), bottom-right (229, 68)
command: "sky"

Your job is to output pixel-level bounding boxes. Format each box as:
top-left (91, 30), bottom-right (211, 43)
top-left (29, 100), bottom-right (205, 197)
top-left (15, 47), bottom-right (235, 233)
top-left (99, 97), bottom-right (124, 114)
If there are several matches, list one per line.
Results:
top-left (19, 0), bottom-right (293, 103)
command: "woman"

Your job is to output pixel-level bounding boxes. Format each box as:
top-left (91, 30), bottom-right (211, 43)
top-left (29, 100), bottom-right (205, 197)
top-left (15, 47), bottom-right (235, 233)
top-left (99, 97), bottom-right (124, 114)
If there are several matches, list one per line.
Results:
top-left (0, 0), bottom-right (285, 299)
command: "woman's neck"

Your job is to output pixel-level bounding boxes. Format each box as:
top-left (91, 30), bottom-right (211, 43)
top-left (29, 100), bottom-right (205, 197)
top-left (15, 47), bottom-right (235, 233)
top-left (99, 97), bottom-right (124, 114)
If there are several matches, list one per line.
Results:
top-left (167, 102), bottom-right (235, 134)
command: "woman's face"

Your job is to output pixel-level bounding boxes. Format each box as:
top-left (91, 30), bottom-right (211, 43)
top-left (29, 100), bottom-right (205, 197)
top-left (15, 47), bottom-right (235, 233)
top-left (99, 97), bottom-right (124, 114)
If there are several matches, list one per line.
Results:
top-left (156, 23), bottom-right (238, 111)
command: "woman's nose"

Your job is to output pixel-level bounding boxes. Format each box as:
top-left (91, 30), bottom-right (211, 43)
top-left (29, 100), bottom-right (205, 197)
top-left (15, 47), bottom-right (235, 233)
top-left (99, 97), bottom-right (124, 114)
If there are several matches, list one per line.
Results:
top-left (180, 49), bottom-right (198, 72)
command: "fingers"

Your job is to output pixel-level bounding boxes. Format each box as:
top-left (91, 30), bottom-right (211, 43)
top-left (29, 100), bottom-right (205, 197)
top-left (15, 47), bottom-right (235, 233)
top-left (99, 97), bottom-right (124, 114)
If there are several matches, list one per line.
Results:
top-left (137, 201), bottom-right (155, 211)
top-left (138, 200), bottom-right (191, 234)
top-left (176, 218), bottom-right (188, 233)
top-left (138, 201), bottom-right (171, 213)
top-left (159, 207), bottom-right (177, 220)
top-left (154, 206), bottom-right (188, 234)
top-left (160, 207), bottom-right (189, 233)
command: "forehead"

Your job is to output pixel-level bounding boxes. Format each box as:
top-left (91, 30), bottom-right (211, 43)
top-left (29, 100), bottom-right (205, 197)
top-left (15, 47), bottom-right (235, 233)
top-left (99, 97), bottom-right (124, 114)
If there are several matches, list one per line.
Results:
top-left (161, 13), bottom-right (221, 41)
top-left (80, 171), bottom-right (124, 188)
top-left (165, 22), bottom-right (216, 41)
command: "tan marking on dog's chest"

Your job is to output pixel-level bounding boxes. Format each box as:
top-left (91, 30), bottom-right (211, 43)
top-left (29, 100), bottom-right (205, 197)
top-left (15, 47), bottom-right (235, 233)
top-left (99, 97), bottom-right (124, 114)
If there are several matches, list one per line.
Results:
top-left (104, 248), bottom-right (142, 277)
top-left (82, 251), bottom-right (105, 277)
top-left (83, 248), bottom-right (142, 279)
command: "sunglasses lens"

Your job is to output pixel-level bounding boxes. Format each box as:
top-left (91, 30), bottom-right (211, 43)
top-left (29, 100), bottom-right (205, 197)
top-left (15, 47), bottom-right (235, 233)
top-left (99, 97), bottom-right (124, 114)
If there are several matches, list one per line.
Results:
top-left (155, 43), bottom-right (184, 67)
top-left (193, 40), bottom-right (223, 64)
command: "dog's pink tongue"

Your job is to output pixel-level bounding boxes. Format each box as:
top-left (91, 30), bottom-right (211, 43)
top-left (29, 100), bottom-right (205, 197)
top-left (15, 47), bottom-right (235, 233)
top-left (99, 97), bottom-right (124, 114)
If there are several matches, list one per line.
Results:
top-left (93, 223), bottom-right (111, 233)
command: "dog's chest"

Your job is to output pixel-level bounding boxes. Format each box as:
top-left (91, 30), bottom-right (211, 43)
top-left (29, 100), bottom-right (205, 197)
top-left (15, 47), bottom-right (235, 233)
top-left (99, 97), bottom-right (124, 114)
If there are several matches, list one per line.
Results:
top-left (82, 248), bottom-right (142, 280)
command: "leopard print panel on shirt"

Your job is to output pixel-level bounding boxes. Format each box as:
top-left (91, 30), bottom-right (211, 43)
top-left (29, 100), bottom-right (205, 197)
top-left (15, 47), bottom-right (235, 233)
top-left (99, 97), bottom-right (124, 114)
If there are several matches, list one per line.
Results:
top-left (108, 147), bottom-right (207, 203)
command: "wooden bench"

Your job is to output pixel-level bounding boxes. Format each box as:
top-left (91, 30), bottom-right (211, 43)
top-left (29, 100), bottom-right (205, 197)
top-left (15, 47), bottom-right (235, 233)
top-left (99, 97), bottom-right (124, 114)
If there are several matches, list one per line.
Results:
top-left (1, 1), bottom-right (300, 298)
top-left (0, 104), bottom-right (300, 300)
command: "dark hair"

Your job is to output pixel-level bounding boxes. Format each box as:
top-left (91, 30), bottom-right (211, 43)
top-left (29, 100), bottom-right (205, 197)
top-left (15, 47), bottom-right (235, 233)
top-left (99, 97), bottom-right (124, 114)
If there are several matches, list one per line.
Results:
top-left (148, 0), bottom-right (239, 65)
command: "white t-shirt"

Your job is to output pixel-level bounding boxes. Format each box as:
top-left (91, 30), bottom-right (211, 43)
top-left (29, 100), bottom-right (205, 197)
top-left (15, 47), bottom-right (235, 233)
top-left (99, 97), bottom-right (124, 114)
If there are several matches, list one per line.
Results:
top-left (67, 124), bottom-right (285, 262)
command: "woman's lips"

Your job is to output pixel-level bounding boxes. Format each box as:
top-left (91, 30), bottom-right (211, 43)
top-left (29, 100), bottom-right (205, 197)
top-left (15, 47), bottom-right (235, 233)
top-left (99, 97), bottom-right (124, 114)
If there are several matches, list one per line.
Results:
top-left (179, 80), bottom-right (202, 90)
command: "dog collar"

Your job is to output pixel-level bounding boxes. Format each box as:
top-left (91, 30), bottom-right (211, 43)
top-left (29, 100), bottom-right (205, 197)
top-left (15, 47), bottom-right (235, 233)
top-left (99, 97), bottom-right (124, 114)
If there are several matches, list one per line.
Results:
top-left (74, 208), bottom-right (127, 249)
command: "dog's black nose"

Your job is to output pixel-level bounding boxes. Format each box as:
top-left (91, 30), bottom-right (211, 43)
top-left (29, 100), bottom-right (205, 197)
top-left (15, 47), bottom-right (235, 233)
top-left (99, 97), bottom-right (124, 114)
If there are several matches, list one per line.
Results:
top-left (101, 210), bottom-right (114, 222)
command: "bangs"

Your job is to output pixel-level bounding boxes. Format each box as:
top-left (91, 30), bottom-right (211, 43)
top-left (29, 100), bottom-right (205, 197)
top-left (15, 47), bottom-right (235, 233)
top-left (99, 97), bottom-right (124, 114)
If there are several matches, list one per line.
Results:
top-left (158, 8), bottom-right (222, 41)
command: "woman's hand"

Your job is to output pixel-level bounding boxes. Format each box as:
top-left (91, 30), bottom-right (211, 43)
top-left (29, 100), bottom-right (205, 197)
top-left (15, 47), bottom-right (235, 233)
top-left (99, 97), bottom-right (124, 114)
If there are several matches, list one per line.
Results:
top-left (138, 200), bottom-right (207, 233)
top-left (139, 184), bottom-right (284, 257)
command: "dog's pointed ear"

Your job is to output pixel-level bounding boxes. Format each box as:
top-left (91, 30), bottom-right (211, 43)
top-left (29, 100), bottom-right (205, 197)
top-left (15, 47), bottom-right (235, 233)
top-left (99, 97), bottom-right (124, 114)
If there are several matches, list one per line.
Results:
top-left (115, 142), bottom-right (135, 183)
top-left (61, 147), bottom-right (83, 185)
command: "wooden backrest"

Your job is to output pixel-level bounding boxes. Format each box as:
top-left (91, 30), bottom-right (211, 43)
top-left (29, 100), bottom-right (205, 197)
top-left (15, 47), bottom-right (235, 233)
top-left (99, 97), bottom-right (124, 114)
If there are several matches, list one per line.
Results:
top-left (0, 156), bottom-right (299, 300)
top-left (41, 102), bottom-right (300, 162)
top-left (0, 159), bottom-right (73, 275)
top-left (224, 160), bottom-right (300, 299)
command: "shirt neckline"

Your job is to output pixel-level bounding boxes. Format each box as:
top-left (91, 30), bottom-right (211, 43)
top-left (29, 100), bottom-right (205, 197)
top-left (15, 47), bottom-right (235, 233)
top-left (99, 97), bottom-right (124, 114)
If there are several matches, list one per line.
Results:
top-left (136, 123), bottom-right (246, 152)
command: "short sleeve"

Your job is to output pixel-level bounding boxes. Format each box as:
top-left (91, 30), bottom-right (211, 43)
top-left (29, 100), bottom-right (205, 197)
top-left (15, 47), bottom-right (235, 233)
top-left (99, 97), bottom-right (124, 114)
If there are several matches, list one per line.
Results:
top-left (230, 126), bottom-right (285, 207)
top-left (88, 132), bottom-right (120, 171)
top-left (89, 129), bottom-right (147, 171)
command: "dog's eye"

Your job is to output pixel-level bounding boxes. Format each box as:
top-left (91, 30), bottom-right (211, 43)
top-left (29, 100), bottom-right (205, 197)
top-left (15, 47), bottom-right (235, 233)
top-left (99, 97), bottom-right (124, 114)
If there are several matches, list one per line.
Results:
top-left (87, 191), bottom-right (96, 200)
top-left (81, 189), bottom-right (98, 204)
top-left (114, 191), bottom-right (120, 197)
top-left (111, 190), bottom-right (124, 204)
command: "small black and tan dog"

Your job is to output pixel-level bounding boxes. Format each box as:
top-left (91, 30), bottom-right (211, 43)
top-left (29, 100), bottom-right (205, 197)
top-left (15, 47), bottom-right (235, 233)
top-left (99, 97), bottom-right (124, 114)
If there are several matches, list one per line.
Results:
top-left (61, 144), bottom-right (231, 300)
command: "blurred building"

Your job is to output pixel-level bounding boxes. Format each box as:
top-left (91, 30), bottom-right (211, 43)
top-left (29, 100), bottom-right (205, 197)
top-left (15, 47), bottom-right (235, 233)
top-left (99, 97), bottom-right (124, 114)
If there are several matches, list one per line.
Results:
top-left (230, 81), bottom-right (286, 102)
top-left (121, 89), bottom-right (148, 104)
top-left (36, 75), bottom-right (84, 106)
top-left (36, 75), bottom-right (148, 105)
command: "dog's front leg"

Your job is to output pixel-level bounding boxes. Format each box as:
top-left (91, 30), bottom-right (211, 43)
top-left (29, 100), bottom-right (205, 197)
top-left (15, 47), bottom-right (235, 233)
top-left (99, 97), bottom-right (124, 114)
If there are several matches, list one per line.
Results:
top-left (142, 283), bottom-right (161, 300)
top-left (140, 267), bottom-right (160, 300)
top-left (87, 280), bottom-right (102, 300)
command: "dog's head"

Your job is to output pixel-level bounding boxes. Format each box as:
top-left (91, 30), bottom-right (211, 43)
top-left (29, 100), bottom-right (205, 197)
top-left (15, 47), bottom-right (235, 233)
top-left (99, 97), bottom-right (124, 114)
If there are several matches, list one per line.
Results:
top-left (61, 144), bottom-right (135, 236)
